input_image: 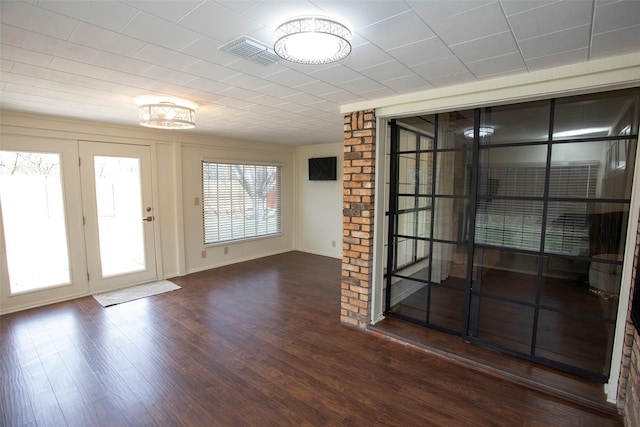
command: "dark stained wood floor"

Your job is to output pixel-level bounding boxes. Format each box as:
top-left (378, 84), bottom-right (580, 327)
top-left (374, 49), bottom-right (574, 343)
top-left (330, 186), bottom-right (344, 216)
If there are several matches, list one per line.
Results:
top-left (0, 251), bottom-right (623, 426)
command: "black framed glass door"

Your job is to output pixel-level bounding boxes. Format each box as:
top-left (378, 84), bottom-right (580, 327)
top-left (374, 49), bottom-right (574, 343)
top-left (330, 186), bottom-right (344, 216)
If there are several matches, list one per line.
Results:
top-left (384, 88), bottom-right (639, 382)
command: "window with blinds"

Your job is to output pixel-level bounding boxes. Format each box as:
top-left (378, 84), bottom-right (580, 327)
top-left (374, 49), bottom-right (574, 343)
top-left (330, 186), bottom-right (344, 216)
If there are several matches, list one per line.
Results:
top-left (202, 162), bottom-right (282, 245)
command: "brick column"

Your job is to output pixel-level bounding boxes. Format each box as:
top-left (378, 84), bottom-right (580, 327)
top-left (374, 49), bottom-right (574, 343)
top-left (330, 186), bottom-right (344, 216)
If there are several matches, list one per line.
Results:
top-left (617, 214), bottom-right (640, 425)
top-left (341, 110), bottom-right (376, 329)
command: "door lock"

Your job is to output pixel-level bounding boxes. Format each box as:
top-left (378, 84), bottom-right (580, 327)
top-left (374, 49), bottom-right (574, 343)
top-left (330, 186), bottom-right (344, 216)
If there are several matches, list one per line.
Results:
top-left (143, 216), bottom-right (154, 222)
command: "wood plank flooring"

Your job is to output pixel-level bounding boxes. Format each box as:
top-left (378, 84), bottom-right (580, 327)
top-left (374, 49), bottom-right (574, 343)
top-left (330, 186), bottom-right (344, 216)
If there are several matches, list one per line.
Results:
top-left (0, 251), bottom-right (623, 426)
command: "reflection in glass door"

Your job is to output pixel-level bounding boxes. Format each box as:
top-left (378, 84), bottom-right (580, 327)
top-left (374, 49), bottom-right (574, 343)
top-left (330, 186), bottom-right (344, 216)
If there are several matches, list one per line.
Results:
top-left (80, 142), bottom-right (157, 294)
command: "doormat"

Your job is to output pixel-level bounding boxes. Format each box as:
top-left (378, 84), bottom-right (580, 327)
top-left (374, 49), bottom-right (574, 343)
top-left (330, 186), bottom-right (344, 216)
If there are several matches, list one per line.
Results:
top-left (93, 280), bottom-right (181, 307)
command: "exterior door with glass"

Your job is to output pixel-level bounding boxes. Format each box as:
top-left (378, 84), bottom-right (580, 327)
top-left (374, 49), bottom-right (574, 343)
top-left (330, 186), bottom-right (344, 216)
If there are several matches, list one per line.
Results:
top-left (79, 141), bottom-right (157, 293)
top-left (0, 136), bottom-right (87, 313)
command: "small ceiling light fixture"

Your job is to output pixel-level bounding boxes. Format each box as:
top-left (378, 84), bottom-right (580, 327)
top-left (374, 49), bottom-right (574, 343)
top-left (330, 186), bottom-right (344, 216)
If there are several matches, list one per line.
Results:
top-left (464, 127), bottom-right (495, 139)
top-left (137, 98), bottom-right (197, 129)
top-left (274, 16), bottom-right (351, 65)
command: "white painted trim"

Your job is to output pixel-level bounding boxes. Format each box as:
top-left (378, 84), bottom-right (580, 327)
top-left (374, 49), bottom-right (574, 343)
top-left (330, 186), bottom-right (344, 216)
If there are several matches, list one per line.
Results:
top-left (371, 117), bottom-right (388, 325)
top-left (341, 53), bottom-right (640, 118)
top-left (605, 139), bottom-right (640, 403)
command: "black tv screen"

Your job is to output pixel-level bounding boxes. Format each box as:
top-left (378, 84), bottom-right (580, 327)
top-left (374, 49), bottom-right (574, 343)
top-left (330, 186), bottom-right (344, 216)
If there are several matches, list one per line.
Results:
top-left (309, 157), bottom-right (337, 181)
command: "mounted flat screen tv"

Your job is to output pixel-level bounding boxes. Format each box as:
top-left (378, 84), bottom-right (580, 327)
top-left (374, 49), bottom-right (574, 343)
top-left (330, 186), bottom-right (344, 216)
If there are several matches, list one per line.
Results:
top-left (309, 157), bottom-right (337, 181)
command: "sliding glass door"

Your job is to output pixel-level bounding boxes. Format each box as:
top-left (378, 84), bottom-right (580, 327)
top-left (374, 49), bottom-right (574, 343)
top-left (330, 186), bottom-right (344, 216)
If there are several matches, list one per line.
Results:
top-left (384, 88), bottom-right (639, 381)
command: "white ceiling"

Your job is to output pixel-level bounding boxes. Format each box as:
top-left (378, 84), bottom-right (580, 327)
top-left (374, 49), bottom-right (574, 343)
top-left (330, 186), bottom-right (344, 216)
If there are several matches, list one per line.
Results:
top-left (1, 0), bottom-right (640, 145)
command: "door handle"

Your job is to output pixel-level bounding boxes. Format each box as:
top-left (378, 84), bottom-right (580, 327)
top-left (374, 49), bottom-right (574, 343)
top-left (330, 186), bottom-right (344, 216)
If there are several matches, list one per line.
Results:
top-left (142, 216), bottom-right (154, 222)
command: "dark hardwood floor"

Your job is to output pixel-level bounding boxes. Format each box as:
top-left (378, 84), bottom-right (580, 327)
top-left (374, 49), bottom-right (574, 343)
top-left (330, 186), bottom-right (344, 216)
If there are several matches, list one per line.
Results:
top-left (0, 251), bottom-right (623, 426)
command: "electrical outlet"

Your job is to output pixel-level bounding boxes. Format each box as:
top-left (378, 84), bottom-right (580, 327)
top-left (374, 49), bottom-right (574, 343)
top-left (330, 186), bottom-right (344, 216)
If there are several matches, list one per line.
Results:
top-left (224, 247), bottom-right (229, 255)
top-left (332, 240), bottom-right (336, 247)
top-left (194, 197), bottom-right (200, 206)
top-left (201, 250), bottom-right (206, 259)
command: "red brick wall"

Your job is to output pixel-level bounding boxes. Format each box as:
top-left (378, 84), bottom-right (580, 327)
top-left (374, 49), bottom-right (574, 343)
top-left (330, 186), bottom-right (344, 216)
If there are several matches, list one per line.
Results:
top-left (617, 217), bottom-right (640, 426)
top-left (341, 110), bottom-right (376, 329)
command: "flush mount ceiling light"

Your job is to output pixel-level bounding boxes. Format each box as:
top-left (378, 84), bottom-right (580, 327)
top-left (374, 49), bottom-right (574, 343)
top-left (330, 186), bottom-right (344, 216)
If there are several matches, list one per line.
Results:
top-left (136, 97), bottom-right (197, 130)
top-left (464, 127), bottom-right (495, 139)
top-left (274, 16), bottom-right (351, 65)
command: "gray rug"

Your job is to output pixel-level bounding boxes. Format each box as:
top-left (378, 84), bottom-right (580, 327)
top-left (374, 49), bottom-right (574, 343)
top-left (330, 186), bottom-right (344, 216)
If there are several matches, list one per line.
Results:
top-left (93, 280), bottom-right (181, 307)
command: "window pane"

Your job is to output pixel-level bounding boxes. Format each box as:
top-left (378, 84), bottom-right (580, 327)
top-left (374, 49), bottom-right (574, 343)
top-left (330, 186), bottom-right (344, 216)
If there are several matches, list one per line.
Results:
top-left (481, 101), bottom-right (551, 144)
top-left (0, 151), bottom-right (70, 293)
top-left (553, 89), bottom-right (639, 141)
top-left (203, 162), bottom-right (281, 244)
top-left (94, 156), bottom-right (146, 277)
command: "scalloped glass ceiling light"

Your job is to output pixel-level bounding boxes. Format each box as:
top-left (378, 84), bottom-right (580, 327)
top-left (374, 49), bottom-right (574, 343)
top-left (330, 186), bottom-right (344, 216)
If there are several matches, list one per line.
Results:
top-left (274, 16), bottom-right (351, 65)
top-left (139, 102), bottom-right (195, 130)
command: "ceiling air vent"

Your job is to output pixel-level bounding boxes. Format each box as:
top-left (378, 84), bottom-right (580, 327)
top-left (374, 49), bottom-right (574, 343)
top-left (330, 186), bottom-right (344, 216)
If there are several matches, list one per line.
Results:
top-left (220, 36), bottom-right (279, 66)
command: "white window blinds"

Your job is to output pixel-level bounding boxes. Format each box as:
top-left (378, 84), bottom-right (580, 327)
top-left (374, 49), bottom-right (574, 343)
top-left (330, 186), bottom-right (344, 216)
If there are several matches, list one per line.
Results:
top-left (202, 162), bottom-right (282, 245)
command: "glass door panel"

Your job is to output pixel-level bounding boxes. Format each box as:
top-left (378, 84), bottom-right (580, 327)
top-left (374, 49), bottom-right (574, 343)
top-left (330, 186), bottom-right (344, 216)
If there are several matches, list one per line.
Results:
top-left (94, 156), bottom-right (146, 277)
top-left (80, 142), bottom-right (157, 293)
top-left (0, 152), bottom-right (70, 293)
top-left (0, 136), bottom-right (87, 313)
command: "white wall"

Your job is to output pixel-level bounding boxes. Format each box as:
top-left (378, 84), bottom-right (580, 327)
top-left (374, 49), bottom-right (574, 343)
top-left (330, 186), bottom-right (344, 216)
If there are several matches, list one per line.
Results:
top-left (295, 143), bottom-right (343, 259)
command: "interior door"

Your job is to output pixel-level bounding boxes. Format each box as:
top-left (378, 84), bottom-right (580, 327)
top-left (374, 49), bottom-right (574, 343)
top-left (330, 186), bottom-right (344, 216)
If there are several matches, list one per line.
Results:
top-left (0, 136), bottom-right (87, 313)
top-left (79, 142), bottom-right (157, 293)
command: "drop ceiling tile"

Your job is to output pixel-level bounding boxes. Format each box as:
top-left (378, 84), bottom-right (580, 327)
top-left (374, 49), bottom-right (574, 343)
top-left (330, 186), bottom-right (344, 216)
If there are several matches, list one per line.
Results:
top-left (215, 1), bottom-right (261, 14)
top-left (591, 24), bottom-right (640, 58)
top-left (23, 32), bottom-right (98, 62)
top-left (281, 91), bottom-right (324, 105)
top-left (180, 37), bottom-right (237, 66)
top-left (525, 47), bottom-right (589, 71)
top-left (91, 51), bottom-right (152, 74)
top-left (358, 61), bottom-right (415, 82)
top-left (593, 0), bottom-right (640, 34)
top-left (466, 52), bottom-right (527, 78)
top-left (424, 2), bottom-right (510, 46)
top-left (247, 94), bottom-right (286, 106)
top-left (387, 37), bottom-right (452, 68)
top-left (218, 86), bottom-right (262, 101)
top-left (71, 23), bottom-right (147, 57)
top-left (37, 1), bottom-right (138, 32)
top-left (48, 57), bottom-right (158, 91)
top-left (449, 31), bottom-right (518, 63)
top-left (262, 68), bottom-right (316, 87)
top-left (294, 80), bottom-right (341, 97)
top-left (178, 2), bottom-right (263, 42)
top-left (408, 0), bottom-right (494, 21)
top-left (307, 64), bottom-right (363, 85)
top-left (334, 77), bottom-right (385, 93)
top-left (313, 0), bottom-right (411, 30)
top-left (0, 45), bottom-right (52, 67)
top-left (133, 44), bottom-right (200, 70)
top-left (357, 11), bottom-right (436, 51)
top-left (0, 1), bottom-right (78, 39)
top-left (0, 71), bottom-right (39, 86)
top-left (519, 25), bottom-right (591, 59)
top-left (507, 1), bottom-right (593, 40)
top-left (122, 1), bottom-right (201, 23)
top-left (1, 59), bottom-right (14, 72)
top-left (0, 25), bottom-right (26, 47)
top-left (382, 74), bottom-right (433, 94)
top-left (428, 70), bottom-right (477, 87)
top-left (411, 56), bottom-right (468, 81)
top-left (222, 73), bottom-right (272, 91)
top-left (359, 86), bottom-right (396, 99)
top-left (500, 1), bottom-right (554, 16)
top-left (241, 1), bottom-right (323, 29)
top-left (141, 65), bottom-right (199, 86)
top-left (182, 60), bottom-right (240, 81)
top-left (257, 83), bottom-right (300, 98)
top-left (183, 81), bottom-right (232, 97)
top-left (338, 42), bottom-right (394, 71)
top-left (121, 12), bottom-right (201, 51)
